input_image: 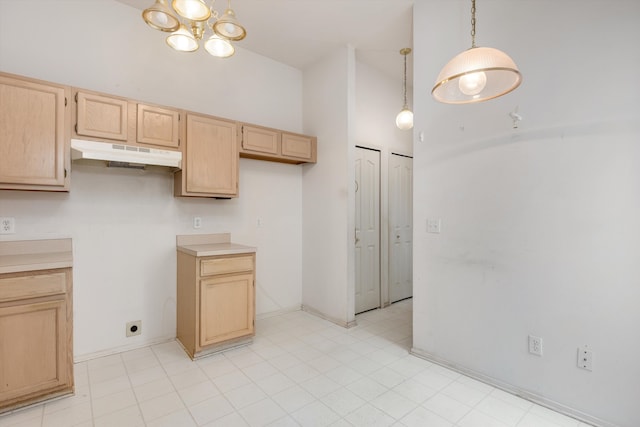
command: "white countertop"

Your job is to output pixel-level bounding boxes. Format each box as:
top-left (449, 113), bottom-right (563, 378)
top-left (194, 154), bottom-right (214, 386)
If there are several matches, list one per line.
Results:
top-left (0, 239), bottom-right (73, 274)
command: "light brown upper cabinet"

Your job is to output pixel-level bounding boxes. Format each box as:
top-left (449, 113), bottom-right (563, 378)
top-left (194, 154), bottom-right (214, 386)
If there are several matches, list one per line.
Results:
top-left (73, 89), bottom-right (181, 151)
top-left (239, 124), bottom-right (317, 164)
top-left (0, 72), bottom-right (70, 191)
top-left (282, 132), bottom-right (316, 162)
top-left (137, 104), bottom-right (180, 149)
top-left (75, 91), bottom-right (128, 141)
top-left (174, 113), bottom-right (238, 198)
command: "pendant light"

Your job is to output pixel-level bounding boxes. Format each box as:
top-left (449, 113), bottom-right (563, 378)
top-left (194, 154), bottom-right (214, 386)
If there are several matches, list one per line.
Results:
top-left (396, 48), bottom-right (413, 130)
top-left (432, 0), bottom-right (522, 104)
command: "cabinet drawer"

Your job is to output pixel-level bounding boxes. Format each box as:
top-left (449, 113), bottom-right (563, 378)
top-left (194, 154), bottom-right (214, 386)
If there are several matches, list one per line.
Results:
top-left (200, 255), bottom-right (254, 277)
top-left (0, 272), bottom-right (67, 303)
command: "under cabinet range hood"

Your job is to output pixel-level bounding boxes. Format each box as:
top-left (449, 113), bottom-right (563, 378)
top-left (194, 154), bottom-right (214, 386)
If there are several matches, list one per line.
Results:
top-left (71, 139), bottom-right (182, 169)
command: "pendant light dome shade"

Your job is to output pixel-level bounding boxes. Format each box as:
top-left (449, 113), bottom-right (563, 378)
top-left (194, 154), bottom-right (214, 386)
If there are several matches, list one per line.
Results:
top-left (142, 0), bottom-right (180, 32)
top-left (432, 46), bottom-right (521, 104)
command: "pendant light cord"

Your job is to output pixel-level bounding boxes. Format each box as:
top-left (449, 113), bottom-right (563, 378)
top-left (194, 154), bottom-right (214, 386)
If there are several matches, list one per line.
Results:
top-left (470, 0), bottom-right (477, 48)
top-left (403, 52), bottom-right (408, 107)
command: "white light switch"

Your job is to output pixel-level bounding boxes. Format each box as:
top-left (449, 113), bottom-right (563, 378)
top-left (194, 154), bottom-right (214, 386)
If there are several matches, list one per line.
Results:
top-left (427, 218), bottom-right (441, 233)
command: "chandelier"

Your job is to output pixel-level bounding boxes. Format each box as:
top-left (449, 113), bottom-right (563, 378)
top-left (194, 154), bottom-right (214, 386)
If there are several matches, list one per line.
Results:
top-left (142, 0), bottom-right (246, 58)
top-left (432, 0), bottom-right (521, 104)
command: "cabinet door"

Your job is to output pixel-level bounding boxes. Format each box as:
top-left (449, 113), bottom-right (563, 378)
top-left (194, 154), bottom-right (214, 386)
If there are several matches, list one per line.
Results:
top-left (240, 125), bottom-right (279, 155)
top-left (282, 133), bottom-right (316, 162)
top-left (182, 114), bottom-right (238, 197)
top-left (0, 74), bottom-right (69, 190)
top-left (76, 91), bottom-right (127, 141)
top-left (0, 299), bottom-right (69, 402)
top-left (137, 104), bottom-right (180, 149)
top-left (199, 273), bottom-right (254, 347)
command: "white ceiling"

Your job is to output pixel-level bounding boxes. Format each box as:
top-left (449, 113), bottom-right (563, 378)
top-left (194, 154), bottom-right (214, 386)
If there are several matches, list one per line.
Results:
top-left (116, 0), bottom-right (414, 84)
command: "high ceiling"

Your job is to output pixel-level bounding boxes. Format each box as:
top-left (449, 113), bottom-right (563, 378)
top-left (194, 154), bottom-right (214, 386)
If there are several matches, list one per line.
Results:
top-left (116, 0), bottom-right (414, 84)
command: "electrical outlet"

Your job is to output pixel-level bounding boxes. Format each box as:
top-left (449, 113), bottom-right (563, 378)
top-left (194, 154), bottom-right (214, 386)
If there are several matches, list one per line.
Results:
top-left (126, 320), bottom-right (142, 337)
top-left (528, 335), bottom-right (543, 356)
top-left (0, 217), bottom-right (15, 234)
top-left (427, 218), bottom-right (441, 233)
top-left (577, 346), bottom-right (593, 371)
top-left (193, 217), bottom-right (202, 229)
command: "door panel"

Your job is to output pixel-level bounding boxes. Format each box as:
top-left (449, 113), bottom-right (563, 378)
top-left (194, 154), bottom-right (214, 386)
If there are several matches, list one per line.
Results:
top-left (355, 147), bottom-right (380, 314)
top-left (199, 274), bottom-right (254, 346)
top-left (389, 153), bottom-right (413, 303)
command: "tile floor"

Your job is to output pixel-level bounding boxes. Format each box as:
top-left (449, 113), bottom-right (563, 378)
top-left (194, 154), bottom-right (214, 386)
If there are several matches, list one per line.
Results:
top-left (0, 299), bottom-right (593, 427)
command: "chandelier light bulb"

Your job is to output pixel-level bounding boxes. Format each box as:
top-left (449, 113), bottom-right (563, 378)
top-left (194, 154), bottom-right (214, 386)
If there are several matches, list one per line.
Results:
top-left (458, 71), bottom-right (487, 96)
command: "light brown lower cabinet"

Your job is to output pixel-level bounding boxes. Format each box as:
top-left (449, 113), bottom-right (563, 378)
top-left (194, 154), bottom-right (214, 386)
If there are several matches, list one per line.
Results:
top-left (177, 252), bottom-right (255, 359)
top-left (0, 269), bottom-right (73, 413)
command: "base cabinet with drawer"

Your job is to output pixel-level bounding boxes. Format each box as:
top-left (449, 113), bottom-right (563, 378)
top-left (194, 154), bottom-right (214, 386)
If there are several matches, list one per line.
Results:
top-left (0, 268), bottom-right (73, 413)
top-left (177, 250), bottom-right (255, 359)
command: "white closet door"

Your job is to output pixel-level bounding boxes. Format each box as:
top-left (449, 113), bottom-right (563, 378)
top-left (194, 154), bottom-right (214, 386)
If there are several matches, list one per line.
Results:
top-left (389, 153), bottom-right (413, 303)
top-left (355, 147), bottom-right (381, 314)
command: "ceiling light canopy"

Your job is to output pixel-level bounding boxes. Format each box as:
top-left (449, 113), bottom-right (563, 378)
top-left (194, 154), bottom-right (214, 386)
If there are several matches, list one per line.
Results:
top-left (432, 0), bottom-right (521, 104)
top-left (396, 48), bottom-right (413, 130)
top-left (142, 0), bottom-right (246, 58)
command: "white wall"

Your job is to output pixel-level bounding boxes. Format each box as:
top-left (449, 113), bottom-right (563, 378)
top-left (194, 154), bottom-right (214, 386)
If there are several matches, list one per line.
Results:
top-left (0, 0), bottom-right (304, 359)
top-left (413, 1), bottom-right (640, 426)
top-left (301, 46), bottom-right (356, 326)
top-left (354, 59), bottom-right (413, 156)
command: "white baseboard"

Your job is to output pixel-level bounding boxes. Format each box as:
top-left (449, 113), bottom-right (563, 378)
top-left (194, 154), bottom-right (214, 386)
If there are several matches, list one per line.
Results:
top-left (74, 335), bottom-right (175, 363)
top-left (256, 304), bottom-right (302, 320)
top-left (301, 304), bottom-right (357, 328)
top-left (410, 347), bottom-right (615, 427)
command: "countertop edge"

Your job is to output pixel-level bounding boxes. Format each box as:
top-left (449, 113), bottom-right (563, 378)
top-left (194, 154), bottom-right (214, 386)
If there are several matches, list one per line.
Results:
top-left (177, 244), bottom-right (257, 257)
